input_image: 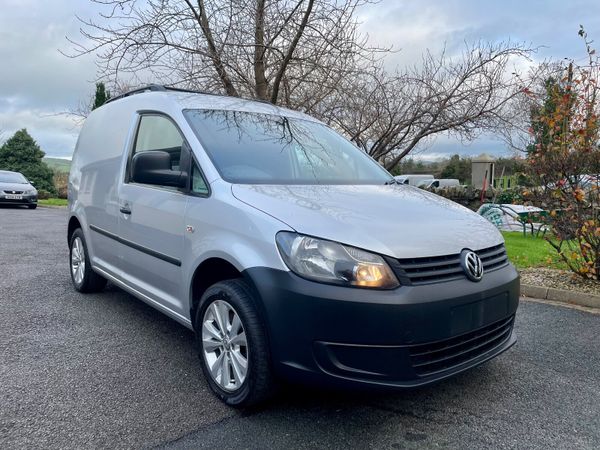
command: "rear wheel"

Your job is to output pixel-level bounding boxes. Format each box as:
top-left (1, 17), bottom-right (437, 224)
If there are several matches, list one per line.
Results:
top-left (196, 279), bottom-right (275, 407)
top-left (69, 228), bottom-right (107, 293)
top-left (28, 204), bottom-right (37, 209)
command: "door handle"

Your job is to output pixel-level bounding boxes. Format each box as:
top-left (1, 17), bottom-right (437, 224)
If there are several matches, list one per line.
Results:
top-left (119, 203), bottom-right (131, 215)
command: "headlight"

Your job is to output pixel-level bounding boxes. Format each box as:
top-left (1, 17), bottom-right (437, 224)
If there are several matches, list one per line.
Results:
top-left (276, 232), bottom-right (399, 289)
top-left (25, 189), bottom-right (37, 195)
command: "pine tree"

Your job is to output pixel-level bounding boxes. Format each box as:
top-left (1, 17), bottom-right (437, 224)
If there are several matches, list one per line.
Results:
top-left (0, 129), bottom-right (56, 194)
top-left (92, 82), bottom-right (111, 110)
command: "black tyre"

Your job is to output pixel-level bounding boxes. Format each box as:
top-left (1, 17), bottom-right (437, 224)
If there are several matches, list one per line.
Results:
top-left (196, 279), bottom-right (275, 407)
top-left (69, 228), bottom-right (107, 293)
top-left (28, 204), bottom-right (37, 209)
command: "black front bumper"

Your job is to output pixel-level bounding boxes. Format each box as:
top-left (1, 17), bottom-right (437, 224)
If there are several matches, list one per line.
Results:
top-left (0, 195), bottom-right (37, 206)
top-left (245, 264), bottom-right (519, 389)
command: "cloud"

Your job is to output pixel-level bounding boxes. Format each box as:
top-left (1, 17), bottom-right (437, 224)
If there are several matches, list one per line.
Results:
top-left (356, 0), bottom-right (600, 157)
top-left (2, 0), bottom-right (600, 159)
top-left (0, 108), bottom-right (80, 157)
top-left (0, 0), bottom-right (102, 156)
top-left (358, 0), bottom-right (473, 68)
top-left (402, 132), bottom-right (516, 162)
top-left (362, 0), bottom-right (600, 65)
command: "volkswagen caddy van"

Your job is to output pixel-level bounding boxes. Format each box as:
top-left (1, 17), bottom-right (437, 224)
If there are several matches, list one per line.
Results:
top-left (68, 85), bottom-right (519, 407)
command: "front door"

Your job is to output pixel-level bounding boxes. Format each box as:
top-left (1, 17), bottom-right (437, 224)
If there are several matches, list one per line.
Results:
top-left (117, 113), bottom-right (189, 316)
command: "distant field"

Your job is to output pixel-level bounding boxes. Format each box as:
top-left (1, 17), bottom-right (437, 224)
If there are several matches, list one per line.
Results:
top-left (43, 157), bottom-right (71, 173)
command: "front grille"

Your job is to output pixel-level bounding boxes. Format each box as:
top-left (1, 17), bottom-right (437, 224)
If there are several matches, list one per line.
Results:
top-left (3, 190), bottom-right (24, 194)
top-left (391, 243), bottom-right (509, 285)
top-left (477, 244), bottom-right (510, 271)
top-left (408, 315), bottom-right (514, 377)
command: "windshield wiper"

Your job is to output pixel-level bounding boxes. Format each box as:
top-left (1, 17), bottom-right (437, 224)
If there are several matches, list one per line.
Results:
top-left (384, 179), bottom-right (398, 185)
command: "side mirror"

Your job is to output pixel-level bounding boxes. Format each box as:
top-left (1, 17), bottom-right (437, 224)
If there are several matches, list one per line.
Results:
top-left (131, 151), bottom-right (186, 188)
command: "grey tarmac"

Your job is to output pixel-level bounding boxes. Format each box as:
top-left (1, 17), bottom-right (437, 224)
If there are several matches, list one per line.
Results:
top-left (1, 206), bottom-right (599, 449)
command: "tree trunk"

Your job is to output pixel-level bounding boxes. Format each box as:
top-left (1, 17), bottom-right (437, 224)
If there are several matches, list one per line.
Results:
top-left (271, 0), bottom-right (315, 104)
top-left (254, 0), bottom-right (269, 100)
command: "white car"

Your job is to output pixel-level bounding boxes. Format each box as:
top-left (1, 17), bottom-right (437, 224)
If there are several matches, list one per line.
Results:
top-left (0, 170), bottom-right (38, 209)
top-left (67, 85), bottom-right (519, 407)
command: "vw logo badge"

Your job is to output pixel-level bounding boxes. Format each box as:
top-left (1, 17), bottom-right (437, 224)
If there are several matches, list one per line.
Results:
top-left (461, 250), bottom-right (483, 282)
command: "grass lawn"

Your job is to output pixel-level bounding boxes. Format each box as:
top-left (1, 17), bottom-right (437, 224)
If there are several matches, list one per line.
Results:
top-left (501, 231), bottom-right (567, 270)
top-left (38, 198), bottom-right (68, 207)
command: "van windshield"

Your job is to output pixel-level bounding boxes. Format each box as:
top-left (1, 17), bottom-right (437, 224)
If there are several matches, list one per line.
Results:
top-left (184, 109), bottom-right (392, 185)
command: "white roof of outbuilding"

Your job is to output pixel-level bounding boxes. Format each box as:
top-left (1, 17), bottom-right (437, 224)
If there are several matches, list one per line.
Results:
top-left (472, 153), bottom-right (496, 162)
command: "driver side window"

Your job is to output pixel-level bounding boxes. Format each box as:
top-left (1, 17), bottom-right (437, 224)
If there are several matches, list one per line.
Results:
top-left (131, 115), bottom-right (184, 182)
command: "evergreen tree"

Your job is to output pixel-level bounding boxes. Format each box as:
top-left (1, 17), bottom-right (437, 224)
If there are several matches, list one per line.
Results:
top-left (0, 129), bottom-right (56, 194)
top-left (440, 154), bottom-right (472, 183)
top-left (92, 82), bottom-right (111, 110)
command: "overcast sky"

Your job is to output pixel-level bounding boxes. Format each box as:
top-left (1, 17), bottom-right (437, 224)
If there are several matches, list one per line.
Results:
top-left (1, 0), bottom-right (599, 159)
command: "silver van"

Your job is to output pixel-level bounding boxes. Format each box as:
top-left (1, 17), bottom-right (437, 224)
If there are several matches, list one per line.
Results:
top-left (68, 85), bottom-right (519, 407)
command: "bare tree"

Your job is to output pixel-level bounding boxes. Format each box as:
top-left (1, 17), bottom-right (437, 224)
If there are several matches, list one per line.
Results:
top-left (67, 1), bottom-right (533, 170)
top-left (322, 42), bottom-right (533, 169)
top-left (66, 0), bottom-right (384, 110)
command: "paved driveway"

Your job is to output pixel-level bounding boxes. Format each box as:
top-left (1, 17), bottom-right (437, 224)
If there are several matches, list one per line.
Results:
top-left (1, 206), bottom-right (599, 449)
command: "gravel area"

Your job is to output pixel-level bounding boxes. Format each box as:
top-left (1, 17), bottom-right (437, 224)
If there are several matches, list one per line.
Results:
top-left (520, 268), bottom-right (600, 296)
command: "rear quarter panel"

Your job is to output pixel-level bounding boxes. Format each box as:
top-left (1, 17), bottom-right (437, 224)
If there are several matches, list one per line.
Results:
top-left (69, 102), bottom-right (137, 270)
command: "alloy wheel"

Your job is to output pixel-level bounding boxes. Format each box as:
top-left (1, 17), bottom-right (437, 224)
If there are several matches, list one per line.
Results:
top-left (71, 237), bottom-right (85, 285)
top-left (201, 300), bottom-right (248, 392)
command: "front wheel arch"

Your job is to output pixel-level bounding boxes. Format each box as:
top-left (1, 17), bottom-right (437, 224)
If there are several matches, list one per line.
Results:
top-left (188, 258), bottom-right (268, 330)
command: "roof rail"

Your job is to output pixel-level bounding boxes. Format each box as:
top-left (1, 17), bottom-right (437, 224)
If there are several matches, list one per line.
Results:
top-left (104, 84), bottom-right (216, 104)
top-left (103, 84), bottom-right (278, 107)
top-left (104, 84), bottom-right (165, 104)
